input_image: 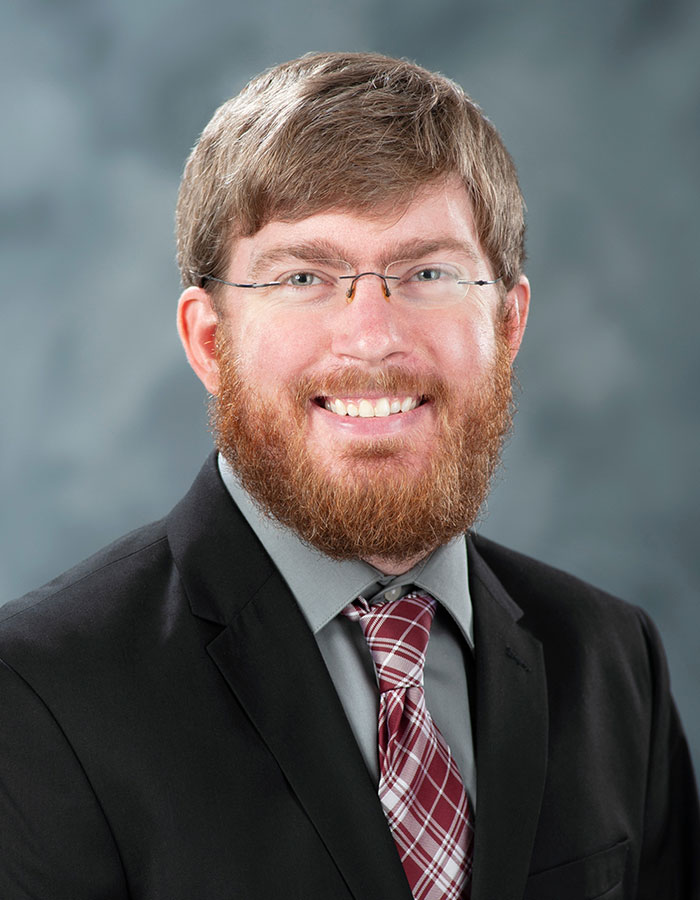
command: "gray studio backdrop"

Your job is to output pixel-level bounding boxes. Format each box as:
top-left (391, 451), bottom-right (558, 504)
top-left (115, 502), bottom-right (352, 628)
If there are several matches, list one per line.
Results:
top-left (2, 0), bottom-right (698, 775)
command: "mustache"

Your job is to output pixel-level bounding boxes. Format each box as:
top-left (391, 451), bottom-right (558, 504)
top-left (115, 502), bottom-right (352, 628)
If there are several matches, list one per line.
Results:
top-left (291, 366), bottom-right (451, 404)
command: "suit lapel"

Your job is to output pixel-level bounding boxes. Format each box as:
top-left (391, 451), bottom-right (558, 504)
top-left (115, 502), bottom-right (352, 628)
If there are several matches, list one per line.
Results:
top-left (167, 456), bottom-right (411, 900)
top-left (467, 538), bottom-right (548, 900)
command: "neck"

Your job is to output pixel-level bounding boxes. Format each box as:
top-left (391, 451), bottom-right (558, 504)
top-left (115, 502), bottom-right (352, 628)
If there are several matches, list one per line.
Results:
top-left (362, 551), bottom-right (429, 576)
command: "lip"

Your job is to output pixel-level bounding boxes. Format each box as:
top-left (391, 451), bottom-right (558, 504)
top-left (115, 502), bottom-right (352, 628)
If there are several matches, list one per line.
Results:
top-left (309, 397), bottom-right (432, 437)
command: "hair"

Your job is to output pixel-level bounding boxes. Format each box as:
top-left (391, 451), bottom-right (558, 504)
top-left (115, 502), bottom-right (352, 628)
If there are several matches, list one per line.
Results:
top-left (176, 51), bottom-right (526, 294)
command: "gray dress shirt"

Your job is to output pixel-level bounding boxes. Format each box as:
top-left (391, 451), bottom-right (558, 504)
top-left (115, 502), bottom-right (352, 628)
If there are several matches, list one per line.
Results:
top-left (218, 455), bottom-right (477, 807)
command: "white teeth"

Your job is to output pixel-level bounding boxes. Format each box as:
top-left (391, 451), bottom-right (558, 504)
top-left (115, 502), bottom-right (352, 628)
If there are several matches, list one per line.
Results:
top-left (323, 396), bottom-right (421, 417)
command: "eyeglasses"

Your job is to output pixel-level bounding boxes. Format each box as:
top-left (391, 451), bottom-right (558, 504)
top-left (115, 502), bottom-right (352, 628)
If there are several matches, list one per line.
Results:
top-left (195, 259), bottom-right (501, 310)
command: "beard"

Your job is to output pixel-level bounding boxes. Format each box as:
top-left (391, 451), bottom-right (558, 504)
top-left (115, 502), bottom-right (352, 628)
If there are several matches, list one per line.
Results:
top-left (212, 328), bottom-right (514, 566)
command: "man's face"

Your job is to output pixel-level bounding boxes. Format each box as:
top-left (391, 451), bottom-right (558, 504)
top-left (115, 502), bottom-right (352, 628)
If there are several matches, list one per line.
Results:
top-left (181, 178), bottom-right (529, 570)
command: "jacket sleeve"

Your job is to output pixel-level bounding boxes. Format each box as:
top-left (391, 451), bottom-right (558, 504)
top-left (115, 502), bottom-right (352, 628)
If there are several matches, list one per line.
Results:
top-left (634, 609), bottom-right (700, 899)
top-left (0, 658), bottom-right (129, 899)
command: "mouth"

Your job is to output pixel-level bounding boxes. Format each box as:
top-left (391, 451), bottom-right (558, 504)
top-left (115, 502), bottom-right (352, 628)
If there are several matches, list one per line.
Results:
top-left (314, 395), bottom-right (426, 418)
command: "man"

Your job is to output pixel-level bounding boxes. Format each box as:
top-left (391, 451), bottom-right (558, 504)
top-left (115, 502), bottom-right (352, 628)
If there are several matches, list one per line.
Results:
top-left (1, 51), bottom-right (697, 900)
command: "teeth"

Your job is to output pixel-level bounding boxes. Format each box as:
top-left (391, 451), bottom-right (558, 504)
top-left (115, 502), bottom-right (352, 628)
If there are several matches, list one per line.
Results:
top-left (324, 396), bottom-right (420, 417)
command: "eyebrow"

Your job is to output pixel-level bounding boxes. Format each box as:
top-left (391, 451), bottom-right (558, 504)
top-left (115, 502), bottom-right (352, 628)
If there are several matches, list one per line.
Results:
top-left (248, 236), bottom-right (484, 279)
top-left (249, 241), bottom-right (352, 279)
top-left (375, 238), bottom-right (482, 270)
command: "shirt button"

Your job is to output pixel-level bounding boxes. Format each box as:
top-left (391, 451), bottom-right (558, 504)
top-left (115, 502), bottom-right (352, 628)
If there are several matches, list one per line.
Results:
top-left (384, 587), bottom-right (402, 603)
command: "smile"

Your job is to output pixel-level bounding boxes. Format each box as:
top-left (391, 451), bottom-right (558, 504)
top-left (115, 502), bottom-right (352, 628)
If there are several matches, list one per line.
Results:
top-left (320, 396), bottom-right (422, 418)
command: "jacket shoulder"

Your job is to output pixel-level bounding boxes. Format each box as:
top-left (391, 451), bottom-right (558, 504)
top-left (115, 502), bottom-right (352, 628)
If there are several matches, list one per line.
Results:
top-left (468, 531), bottom-right (651, 640)
top-left (0, 517), bottom-right (171, 639)
top-left (472, 531), bottom-right (625, 603)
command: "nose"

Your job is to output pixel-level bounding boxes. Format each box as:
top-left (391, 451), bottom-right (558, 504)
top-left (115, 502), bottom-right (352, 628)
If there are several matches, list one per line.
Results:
top-left (330, 272), bottom-right (411, 366)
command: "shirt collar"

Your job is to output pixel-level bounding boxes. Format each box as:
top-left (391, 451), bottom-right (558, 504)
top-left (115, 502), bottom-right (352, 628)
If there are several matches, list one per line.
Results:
top-left (218, 454), bottom-right (473, 648)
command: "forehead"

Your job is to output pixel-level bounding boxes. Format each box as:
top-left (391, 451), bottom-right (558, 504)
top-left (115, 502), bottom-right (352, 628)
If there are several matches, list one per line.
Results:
top-left (228, 179), bottom-right (483, 273)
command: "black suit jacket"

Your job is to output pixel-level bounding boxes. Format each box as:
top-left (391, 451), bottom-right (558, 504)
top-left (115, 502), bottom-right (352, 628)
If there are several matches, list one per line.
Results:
top-left (1, 455), bottom-right (698, 900)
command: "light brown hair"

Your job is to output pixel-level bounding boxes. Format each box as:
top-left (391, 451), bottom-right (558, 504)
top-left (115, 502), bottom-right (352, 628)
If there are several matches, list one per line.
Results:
top-left (176, 51), bottom-right (526, 292)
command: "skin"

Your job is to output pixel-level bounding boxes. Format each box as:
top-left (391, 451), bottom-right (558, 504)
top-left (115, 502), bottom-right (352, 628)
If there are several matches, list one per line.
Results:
top-left (178, 177), bottom-right (530, 574)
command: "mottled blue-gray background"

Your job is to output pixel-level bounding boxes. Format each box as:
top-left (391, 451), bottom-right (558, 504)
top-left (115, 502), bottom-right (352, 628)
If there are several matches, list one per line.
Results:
top-left (2, 0), bottom-right (698, 775)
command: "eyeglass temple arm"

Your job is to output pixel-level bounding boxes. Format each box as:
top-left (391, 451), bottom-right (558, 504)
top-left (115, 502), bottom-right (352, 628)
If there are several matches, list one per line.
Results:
top-left (194, 274), bottom-right (282, 289)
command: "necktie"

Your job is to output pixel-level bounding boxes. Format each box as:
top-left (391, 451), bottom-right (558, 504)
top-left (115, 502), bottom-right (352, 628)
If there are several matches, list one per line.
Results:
top-left (343, 591), bottom-right (473, 900)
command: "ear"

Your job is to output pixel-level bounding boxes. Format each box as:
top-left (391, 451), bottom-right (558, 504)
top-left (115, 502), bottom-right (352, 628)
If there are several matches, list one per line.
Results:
top-left (503, 275), bottom-right (530, 362)
top-left (177, 286), bottom-right (221, 394)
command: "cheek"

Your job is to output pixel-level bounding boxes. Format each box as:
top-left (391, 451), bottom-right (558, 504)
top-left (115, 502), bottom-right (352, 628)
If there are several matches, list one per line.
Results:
top-left (431, 315), bottom-right (499, 381)
top-left (233, 311), bottom-right (323, 391)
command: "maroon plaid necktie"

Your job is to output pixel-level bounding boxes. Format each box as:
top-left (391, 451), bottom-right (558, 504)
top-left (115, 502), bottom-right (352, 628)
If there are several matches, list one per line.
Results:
top-left (344, 591), bottom-right (474, 900)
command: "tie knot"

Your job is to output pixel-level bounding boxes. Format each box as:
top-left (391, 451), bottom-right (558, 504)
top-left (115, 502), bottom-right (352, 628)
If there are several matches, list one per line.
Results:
top-left (343, 591), bottom-right (436, 693)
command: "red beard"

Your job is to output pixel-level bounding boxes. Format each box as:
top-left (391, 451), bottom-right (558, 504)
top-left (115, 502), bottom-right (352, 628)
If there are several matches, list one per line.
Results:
top-left (212, 328), bottom-right (514, 566)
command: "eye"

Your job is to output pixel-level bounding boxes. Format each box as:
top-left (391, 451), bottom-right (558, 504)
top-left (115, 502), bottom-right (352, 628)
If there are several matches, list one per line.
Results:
top-left (279, 271), bottom-right (325, 288)
top-left (413, 267), bottom-right (443, 282)
top-left (401, 264), bottom-right (459, 284)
